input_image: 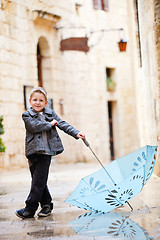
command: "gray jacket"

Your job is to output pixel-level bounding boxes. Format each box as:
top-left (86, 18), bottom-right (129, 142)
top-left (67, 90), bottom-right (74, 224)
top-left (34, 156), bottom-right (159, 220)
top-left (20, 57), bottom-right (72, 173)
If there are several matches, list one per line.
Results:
top-left (22, 107), bottom-right (80, 158)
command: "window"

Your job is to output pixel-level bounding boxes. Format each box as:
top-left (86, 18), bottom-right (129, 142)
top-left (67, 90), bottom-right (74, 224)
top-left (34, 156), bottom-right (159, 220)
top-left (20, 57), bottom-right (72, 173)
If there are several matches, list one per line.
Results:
top-left (106, 68), bottom-right (116, 92)
top-left (134, 0), bottom-right (142, 67)
top-left (23, 85), bottom-right (34, 110)
top-left (108, 101), bottom-right (115, 160)
top-left (75, 3), bottom-right (81, 15)
top-left (93, 0), bottom-right (109, 11)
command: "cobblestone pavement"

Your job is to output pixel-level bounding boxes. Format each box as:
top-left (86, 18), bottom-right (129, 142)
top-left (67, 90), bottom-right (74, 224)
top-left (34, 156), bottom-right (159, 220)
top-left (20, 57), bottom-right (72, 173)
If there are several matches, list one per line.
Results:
top-left (0, 162), bottom-right (160, 240)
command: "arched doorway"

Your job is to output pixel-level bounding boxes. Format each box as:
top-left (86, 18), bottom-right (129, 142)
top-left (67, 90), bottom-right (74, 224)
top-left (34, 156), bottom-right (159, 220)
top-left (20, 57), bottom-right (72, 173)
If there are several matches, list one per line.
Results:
top-left (37, 43), bottom-right (43, 87)
top-left (36, 37), bottom-right (53, 106)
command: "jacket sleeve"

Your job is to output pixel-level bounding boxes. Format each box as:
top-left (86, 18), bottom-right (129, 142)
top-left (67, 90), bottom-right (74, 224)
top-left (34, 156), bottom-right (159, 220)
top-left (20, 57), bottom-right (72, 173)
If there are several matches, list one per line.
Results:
top-left (22, 112), bottom-right (52, 133)
top-left (53, 111), bottom-right (80, 139)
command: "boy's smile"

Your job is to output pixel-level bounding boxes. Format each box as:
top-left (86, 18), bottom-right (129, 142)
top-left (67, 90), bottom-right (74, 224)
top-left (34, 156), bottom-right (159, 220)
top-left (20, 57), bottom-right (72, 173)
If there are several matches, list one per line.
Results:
top-left (29, 92), bottom-right (48, 113)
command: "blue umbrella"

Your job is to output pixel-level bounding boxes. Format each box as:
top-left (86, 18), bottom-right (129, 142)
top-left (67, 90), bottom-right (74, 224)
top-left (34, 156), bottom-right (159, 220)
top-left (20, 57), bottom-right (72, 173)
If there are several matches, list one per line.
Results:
top-left (65, 140), bottom-right (157, 213)
top-left (70, 212), bottom-right (154, 239)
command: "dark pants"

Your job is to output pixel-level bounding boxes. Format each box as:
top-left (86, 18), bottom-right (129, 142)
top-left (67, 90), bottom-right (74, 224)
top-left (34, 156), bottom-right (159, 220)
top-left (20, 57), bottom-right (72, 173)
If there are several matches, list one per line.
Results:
top-left (25, 154), bottom-right (53, 213)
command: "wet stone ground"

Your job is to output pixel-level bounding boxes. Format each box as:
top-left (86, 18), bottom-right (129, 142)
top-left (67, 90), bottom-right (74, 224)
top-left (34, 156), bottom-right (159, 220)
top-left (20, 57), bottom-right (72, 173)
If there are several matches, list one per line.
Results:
top-left (0, 163), bottom-right (160, 240)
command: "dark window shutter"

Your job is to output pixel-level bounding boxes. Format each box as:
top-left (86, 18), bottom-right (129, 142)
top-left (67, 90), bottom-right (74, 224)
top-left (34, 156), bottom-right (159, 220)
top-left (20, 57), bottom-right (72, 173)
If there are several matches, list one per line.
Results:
top-left (102, 0), bottom-right (109, 11)
top-left (93, 0), bottom-right (102, 10)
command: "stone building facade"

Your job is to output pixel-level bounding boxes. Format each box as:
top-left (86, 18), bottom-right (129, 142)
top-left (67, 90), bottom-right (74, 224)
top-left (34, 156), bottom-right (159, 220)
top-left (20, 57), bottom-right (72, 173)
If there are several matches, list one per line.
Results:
top-left (132, 0), bottom-right (160, 176)
top-left (0, 0), bottom-right (159, 175)
top-left (154, 0), bottom-right (160, 175)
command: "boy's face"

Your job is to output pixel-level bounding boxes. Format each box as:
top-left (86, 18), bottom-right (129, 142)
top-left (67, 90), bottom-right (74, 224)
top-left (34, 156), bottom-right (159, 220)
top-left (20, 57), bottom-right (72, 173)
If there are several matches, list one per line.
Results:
top-left (29, 92), bottom-right (48, 113)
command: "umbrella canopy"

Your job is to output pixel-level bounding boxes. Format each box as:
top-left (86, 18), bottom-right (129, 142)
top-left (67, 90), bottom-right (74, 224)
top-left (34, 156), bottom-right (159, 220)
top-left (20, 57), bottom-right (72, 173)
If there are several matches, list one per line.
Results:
top-left (70, 212), bottom-right (154, 239)
top-left (65, 145), bottom-right (157, 213)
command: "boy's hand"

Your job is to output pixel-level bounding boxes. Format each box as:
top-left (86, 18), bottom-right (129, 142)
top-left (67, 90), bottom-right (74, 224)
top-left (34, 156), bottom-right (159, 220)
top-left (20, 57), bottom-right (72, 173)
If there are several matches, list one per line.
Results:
top-left (77, 131), bottom-right (85, 139)
top-left (51, 119), bottom-right (58, 126)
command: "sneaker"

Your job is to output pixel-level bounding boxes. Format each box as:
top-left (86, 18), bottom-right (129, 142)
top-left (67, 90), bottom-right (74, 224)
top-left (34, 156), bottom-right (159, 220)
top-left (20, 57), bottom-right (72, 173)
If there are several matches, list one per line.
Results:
top-left (37, 205), bottom-right (52, 217)
top-left (15, 208), bottom-right (35, 219)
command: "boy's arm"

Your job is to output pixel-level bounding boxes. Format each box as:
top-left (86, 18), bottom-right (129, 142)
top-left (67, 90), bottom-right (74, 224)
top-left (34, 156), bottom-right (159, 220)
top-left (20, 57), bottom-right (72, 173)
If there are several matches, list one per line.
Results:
top-left (22, 112), bottom-right (52, 133)
top-left (53, 111), bottom-right (80, 139)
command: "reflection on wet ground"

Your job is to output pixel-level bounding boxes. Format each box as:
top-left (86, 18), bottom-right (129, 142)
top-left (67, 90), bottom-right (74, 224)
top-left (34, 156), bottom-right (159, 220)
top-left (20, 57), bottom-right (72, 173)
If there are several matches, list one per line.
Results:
top-left (70, 209), bottom-right (160, 240)
top-left (0, 163), bottom-right (160, 239)
top-left (0, 207), bottom-right (160, 240)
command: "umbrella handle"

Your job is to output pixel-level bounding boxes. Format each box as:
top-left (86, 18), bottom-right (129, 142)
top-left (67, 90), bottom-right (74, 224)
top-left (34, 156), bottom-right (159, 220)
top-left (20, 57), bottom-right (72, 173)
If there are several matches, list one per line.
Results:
top-left (82, 138), bottom-right (90, 147)
top-left (82, 138), bottom-right (105, 169)
top-left (82, 137), bottom-right (116, 186)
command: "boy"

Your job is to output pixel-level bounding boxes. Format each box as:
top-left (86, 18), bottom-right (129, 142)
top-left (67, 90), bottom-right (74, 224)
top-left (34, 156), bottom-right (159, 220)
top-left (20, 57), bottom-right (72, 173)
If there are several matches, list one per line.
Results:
top-left (15, 87), bottom-right (85, 218)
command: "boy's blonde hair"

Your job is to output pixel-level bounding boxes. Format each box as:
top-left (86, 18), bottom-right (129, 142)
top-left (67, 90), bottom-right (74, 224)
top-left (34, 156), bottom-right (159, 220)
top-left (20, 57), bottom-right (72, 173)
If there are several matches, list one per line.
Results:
top-left (30, 87), bottom-right (47, 101)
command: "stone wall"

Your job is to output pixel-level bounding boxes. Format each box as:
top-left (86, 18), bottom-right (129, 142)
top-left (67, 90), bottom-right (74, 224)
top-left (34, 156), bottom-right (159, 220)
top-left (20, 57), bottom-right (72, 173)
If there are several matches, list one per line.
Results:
top-left (1, 0), bottom-right (158, 171)
top-left (0, 1), bottom-right (28, 168)
top-left (131, 0), bottom-right (160, 176)
top-left (154, 0), bottom-right (160, 176)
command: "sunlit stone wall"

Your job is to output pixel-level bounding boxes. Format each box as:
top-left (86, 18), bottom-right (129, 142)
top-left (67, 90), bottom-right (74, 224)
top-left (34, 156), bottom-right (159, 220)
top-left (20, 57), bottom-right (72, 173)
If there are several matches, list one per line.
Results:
top-left (1, 0), bottom-right (158, 170)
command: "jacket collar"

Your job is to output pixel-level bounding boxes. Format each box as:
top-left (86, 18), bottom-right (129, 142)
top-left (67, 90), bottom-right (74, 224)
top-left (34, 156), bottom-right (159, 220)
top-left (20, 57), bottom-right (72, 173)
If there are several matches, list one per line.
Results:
top-left (43, 107), bottom-right (53, 115)
top-left (28, 107), bottom-right (52, 116)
